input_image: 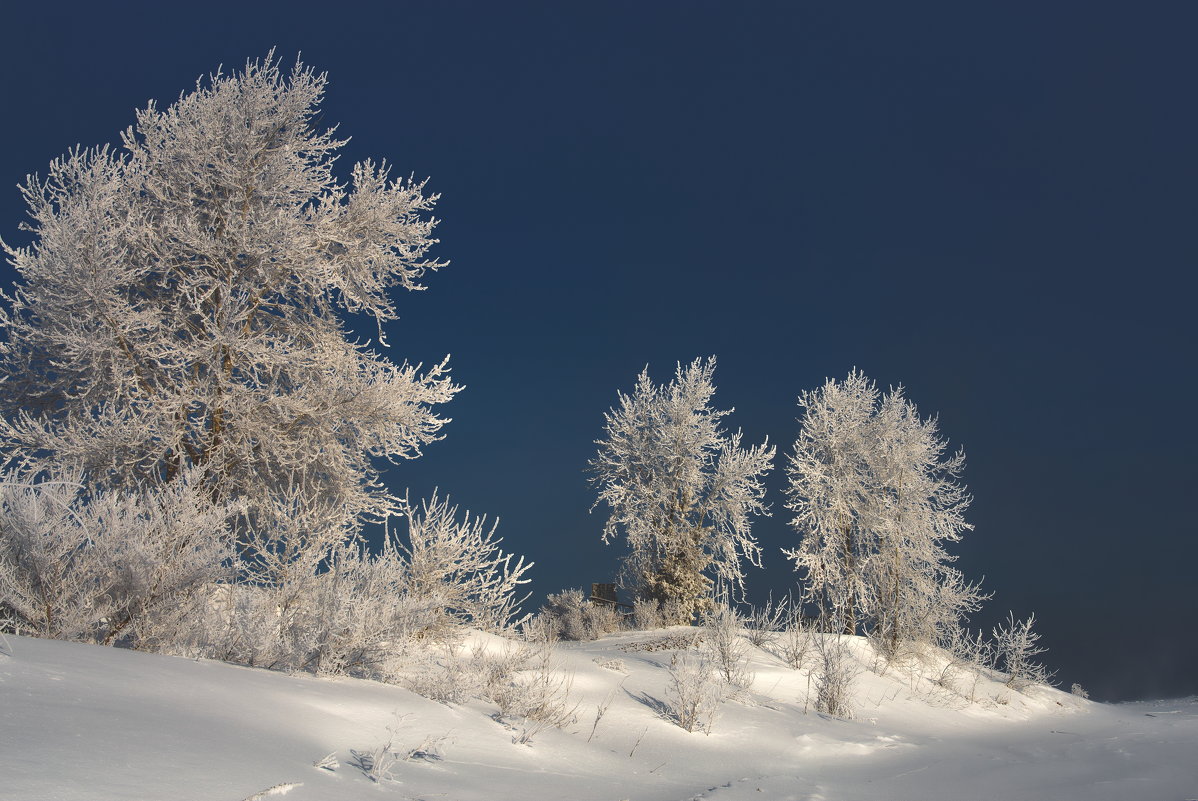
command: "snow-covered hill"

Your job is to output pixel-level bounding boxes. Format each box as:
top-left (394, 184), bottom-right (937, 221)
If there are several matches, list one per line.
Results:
top-left (1, 631), bottom-right (1194, 801)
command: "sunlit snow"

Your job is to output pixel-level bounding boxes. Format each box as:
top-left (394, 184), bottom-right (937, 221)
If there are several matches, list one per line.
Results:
top-left (2, 632), bottom-right (1193, 800)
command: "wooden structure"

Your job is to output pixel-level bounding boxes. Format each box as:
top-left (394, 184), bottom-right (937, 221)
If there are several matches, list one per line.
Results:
top-left (589, 582), bottom-right (632, 610)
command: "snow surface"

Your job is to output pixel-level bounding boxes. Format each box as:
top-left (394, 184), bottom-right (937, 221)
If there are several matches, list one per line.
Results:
top-left (1, 631), bottom-right (1195, 800)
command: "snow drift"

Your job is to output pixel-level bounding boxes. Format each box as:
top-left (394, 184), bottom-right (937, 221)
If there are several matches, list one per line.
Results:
top-left (1, 630), bottom-right (1194, 801)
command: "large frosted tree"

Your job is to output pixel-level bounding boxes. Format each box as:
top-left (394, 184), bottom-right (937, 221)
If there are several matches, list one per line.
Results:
top-left (590, 358), bottom-right (774, 623)
top-left (0, 54), bottom-right (459, 579)
top-left (782, 370), bottom-right (880, 634)
top-left (784, 371), bottom-right (983, 648)
top-left (866, 386), bottom-right (984, 654)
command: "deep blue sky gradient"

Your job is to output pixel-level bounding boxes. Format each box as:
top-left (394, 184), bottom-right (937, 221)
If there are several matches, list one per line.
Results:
top-left (1, 2), bottom-right (1194, 701)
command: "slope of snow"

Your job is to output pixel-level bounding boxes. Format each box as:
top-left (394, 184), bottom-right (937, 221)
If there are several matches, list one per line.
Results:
top-left (1, 631), bottom-right (1194, 801)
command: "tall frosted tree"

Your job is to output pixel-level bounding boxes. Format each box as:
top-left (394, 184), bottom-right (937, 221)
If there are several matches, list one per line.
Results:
top-left (784, 371), bottom-right (983, 648)
top-left (782, 370), bottom-right (880, 634)
top-left (0, 54), bottom-right (459, 580)
top-left (866, 386), bottom-right (984, 655)
top-left (590, 358), bottom-right (774, 624)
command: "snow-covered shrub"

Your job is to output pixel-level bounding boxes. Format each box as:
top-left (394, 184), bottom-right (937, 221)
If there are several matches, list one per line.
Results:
top-left (350, 740), bottom-right (400, 784)
top-left (402, 733), bottom-right (449, 763)
top-left (489, 641), bottom-right (577, 744)
top-left (403, 644), bottom-right (482, 704)
top-left (539, 589), bottom-right (588, 640)
top-left (401, 493), bottom-right (533, 634)
top-left (349, 713), bottom-right (411, 784)
top-left (289, 537), bottom-right (449, 678)
top-left (180, 582), bottom-right (295, 669)
top-left (169, 495), bottom-right (527, 678)
top-left (1070, 683), bottom-right (1090, 699)
top-left (586, 688), bottom-right (617, 743)
top-left (174, 522), bottom-right (462, 678)
top-left (467, 641), bottom-right (532, 702)
top-left (631, 597), bottom-right (690, 631)
top-left (632, 597), bottom-right (665, 630)
top-left (348, 713), bottom-right (450, 784)
top-left (0, 470), bottom-right (232, 646)
top-left (0, 475), bottom-right (118, 642)
top-left (702, 605), bottom-right (754, 693)
top-left (777, 613), bottom-right (815, 670)
top-left (814, 635), bottom-right (857, 718)
top-left (587, 602), bottom-right (624, 637)
top-left (935, 626), bottom-right (994, 702)
top-left (666, 650), bottom-right (724, 734)
top-left (744, 597), bottom-right (789, 648)
top-left (400, 638), bottom-right (531, 706)
top-left (538, 588), bottom-right (623, 641)
top-left (993, 612), bottom-right (1054, 690)
top-left (313, 753), bottom-right (339, 772)
top-left (867, 622), bottom-right (915, 667)
top-left (518, 613), bottom-right (557, 644)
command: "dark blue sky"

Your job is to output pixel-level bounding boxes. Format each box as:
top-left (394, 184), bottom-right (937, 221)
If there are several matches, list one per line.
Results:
top-left (2, 2), bottom-right (1194, 701)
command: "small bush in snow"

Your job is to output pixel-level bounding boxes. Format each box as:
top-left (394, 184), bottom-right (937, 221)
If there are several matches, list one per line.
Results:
top-left (182, 531), bottom-right (450, 678)
top-left (630, 597), bottom-right (692, 631)
top-left (666, 650), bottom-right (724, 734)
top-left (399, 493), bottom-right (533, 634)
top-left (519, 614), bottom-right (557, 644)
top-left (743, 597), bottom-right (789, 648)
top-left (935, 626), bottom-right (994, 703)
top-left (350, 742), bottom-right (400, 784)
top-left (403, 653), bottom-right (477, 705)
top-left (632, 597), bottom-right (665, 630)
top-left (402, 641), bottom-right (531, 705)
top-left (777, 613), bottom-right (815, 671)
top-left (538, 588), bottom-right (623, 641)
top-left (0, 466), bottom-right (532, 686)
top-left (349, 714), bottom-right (448, 783)
top-left (702, 605), bottom-right (754, 693)
top-left (814, 635), bottom-right (858, 719)
top-left (1070, 683), bottom-right (1090, 699)
top-left (403, 733), bottom-right (450, 762)
top-left (488, 641), bottom-right (577, 744)
top-left (588, 602), bottom-right (625, 637)
top-left (993, 612), bottom-right (1054, 690)
top-left (313, 753), bottom-right (339, 771)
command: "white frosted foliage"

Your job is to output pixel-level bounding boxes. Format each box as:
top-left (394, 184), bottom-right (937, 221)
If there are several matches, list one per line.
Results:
top-left (590, 357), bottom-right (774, 622)
top-left (0, 53), bottom-right (459, 570)
top-left (784, 370), bottom-right (984, 650)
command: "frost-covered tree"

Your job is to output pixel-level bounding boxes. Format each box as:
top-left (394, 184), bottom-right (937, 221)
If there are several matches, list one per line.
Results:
top-left (590, 358), bottom-right (774, 624)
top-left (784, 371), bottom-right (983, 647)
top-left (782, 370), bottom-right (879, 634)
top-left (866, 386), bottom-right (985, 655)
top-left (0, 54), bottom-right (458, 577)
